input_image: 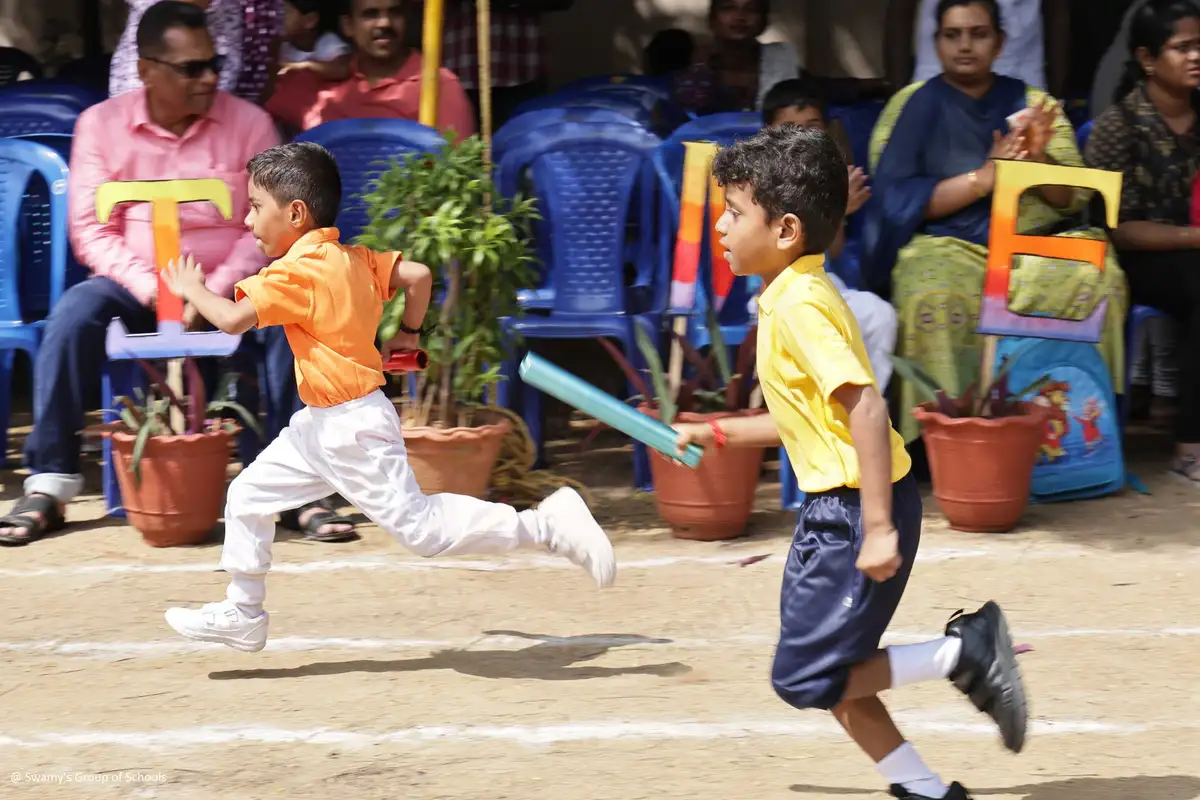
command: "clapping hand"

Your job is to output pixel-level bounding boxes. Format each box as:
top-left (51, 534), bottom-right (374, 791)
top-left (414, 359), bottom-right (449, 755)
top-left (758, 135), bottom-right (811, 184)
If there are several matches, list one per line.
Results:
top-left (1014, 98), bottom-right (1060, 161)
top-left (847, 166), bottom-right (871, 215)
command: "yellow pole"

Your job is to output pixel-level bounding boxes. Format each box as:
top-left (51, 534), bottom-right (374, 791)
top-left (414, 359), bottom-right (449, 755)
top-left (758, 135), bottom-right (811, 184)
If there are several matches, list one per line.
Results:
top-left (419, 0), bottom-right (445, 128)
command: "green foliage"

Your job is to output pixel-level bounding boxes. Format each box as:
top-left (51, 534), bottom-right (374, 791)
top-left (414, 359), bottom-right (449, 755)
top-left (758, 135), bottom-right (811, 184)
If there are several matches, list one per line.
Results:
top-left (889, 342), bottom-right (1052, 419)
top-left (356, 135), bottom-right (540, 428)
top-left (598, 309), bottom-right (759, 427)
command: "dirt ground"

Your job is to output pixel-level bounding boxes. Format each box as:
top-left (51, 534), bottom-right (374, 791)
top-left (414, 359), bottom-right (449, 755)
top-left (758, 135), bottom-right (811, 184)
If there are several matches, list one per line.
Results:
top-left (1, 423), bottom-right (1199, 800)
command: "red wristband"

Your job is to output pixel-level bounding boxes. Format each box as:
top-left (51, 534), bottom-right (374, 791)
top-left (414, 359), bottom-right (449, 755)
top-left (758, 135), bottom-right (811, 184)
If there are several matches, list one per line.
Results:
top-left (708, 418), bottom-right (727, 448)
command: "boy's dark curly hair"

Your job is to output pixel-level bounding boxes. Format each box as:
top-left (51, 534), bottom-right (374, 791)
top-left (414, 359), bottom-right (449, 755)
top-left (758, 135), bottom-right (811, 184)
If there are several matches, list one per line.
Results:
top-left (710, 125), bottom-right (848, 256)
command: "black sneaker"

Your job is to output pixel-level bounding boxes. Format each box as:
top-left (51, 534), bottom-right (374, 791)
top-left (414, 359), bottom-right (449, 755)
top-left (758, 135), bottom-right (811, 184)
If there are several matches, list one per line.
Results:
top-left (889, 781), bottom-right (973, 799)
top-left (945, 601), bottom-right (1028, 753)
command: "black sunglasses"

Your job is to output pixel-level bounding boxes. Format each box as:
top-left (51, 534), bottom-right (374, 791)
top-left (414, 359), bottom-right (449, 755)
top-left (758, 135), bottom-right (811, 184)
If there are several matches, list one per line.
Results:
top-left (145, 54), bottom-right (225, 79)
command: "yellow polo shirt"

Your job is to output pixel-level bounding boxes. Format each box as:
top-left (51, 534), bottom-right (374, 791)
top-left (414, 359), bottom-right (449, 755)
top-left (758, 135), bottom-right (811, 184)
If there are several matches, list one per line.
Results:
top-left (756, 255), bottom-right (910, 493)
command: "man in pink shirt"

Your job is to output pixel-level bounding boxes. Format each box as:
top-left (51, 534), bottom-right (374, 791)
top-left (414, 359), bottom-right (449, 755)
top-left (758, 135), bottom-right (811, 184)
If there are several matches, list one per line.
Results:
top-left (0, 1), bottom-right (354, 545)
top-left (265, 0), bottom-right (476, 139)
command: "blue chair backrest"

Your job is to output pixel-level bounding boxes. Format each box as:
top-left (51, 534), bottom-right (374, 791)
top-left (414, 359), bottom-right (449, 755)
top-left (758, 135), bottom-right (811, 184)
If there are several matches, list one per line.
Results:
top-left (494, 107), bottom-right (642, 159)
top-left (1077, 119), bottom-right (1093, 150)
top-left (0, 139), bottom-right (68, 325)
top-left (559, 74), bottom-right (673, 99)
top-left (294, 118), bottom-right (445, 243)
top-left (0, 79), bottom-right (104, 110)
top-left (511, 93), bottom-right (655, 129)
top-left (0, 96), bottom-right (80, 137)
top-left (827, 99), bottom-right (885, 172)
top-left (13, 133), bottom-right (88, 296)
top-left (496, 123), bottom-right (663, 316)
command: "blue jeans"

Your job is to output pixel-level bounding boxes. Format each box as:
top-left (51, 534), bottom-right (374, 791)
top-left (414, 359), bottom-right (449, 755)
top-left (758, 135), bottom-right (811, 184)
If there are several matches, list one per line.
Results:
top-left (21, 276), bottom-right (308, 504)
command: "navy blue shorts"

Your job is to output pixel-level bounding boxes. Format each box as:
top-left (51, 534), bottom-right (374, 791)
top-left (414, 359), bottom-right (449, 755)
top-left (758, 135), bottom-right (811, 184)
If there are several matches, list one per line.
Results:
top-left (771, 473), bottom-right (923, 711)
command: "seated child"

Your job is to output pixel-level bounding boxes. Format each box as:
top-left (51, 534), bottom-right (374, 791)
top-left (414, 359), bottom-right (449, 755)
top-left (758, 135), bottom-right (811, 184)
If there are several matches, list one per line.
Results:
top-left (277, 0), bottom-right (352, 81)
top-left (643, 28), bottom-right (695, 77)
top-left (748, 78), bottom-right (899, 391)
top-left (675, 125), bottom-right (1028, 800)
top-left (162, 142), bottom-right (616, 653)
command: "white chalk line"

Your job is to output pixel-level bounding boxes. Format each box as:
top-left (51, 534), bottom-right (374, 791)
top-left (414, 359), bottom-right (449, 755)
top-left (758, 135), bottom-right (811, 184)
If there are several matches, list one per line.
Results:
top-left (0, 545), bottom-right (1092, 580)
top-left (3, 625), bottom-right (1198, 660)
top-left (0, 714), bottom-right (1190, 750)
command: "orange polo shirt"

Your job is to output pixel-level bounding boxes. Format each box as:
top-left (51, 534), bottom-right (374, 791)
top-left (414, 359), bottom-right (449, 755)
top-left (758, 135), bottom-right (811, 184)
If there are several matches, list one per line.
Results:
top-left (266, 51), bottom-right (476, 140)
top-left (234, 227), bottom-right (401, 408)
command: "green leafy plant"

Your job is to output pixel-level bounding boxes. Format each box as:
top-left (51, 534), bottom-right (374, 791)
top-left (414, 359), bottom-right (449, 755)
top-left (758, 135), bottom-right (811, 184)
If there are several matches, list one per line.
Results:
top-left (356, 134), bottom-right (540, 429)
top-left (890, 343), bottom-right (1052, 419)
top-left (598, 310), bottom-right (758, 426)
top-left (98, 358), bottom-right (260, 485)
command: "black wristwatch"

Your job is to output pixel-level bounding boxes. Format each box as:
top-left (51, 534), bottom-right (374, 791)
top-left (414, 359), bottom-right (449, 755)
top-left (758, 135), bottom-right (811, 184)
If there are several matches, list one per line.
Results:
top-left (398, 321), bottom-right (423, 335)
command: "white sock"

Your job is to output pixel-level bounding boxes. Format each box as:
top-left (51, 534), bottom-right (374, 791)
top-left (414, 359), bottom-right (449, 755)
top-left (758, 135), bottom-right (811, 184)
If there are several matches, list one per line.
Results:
top-left (887, 636), bottom-right (962, 689)
top-left (876, 742), bottom-right (949, 798)
top-left (226, 576), bottom-right (265, 618)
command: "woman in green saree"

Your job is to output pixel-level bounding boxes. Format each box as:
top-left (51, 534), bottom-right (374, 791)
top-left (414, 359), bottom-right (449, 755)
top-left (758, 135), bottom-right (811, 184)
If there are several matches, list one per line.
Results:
top-left (863, 0), bottom-right (1128, 442)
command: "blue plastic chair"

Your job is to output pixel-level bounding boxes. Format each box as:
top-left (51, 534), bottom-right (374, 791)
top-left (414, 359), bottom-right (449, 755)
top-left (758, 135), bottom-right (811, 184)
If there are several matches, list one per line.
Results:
top-left (1123, 304), bottom-right (1169, 429)
top-left (510, 93), bottom-right (656, 130)
top-left (494, 107), bottom-right (642, 159)
top-left (11, 133), bottom-right (88, 308)
top-left (495, 110), bottom-right (653, 312)
top-left (0, 79), bottom-right (104, 110)
top-left (295, 118), bottom-right (445, 243)
top-left (828, 99), bottom-right (885, 173)
top-left (0, 96), bottom-right (80, 137)
top-left (495, 123), bottom-right (666, 485)
top-left (0, 139), bottom-right (68, 466)
top-left (558, 74), bottom-right (674, 100)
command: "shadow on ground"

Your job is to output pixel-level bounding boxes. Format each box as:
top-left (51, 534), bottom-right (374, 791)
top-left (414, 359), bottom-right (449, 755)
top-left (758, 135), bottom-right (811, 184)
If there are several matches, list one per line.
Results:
top-left (208, 630), bottom-right (692, 682)
top-left (790, 775), bottom-right (1200, 800)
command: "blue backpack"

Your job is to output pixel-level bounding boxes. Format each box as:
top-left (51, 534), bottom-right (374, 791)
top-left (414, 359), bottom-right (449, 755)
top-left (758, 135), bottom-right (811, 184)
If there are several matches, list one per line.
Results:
top-left (993, 337), bottom-right (1124, 502)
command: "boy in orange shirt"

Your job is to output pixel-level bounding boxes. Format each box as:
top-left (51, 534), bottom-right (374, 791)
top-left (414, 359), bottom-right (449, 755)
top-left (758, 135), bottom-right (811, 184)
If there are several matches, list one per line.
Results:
top-left (162, 142), bottom-right (616, 653)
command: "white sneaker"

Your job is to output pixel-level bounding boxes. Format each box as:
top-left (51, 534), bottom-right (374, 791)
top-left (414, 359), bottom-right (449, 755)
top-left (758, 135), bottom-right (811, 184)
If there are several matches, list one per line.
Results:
top-left (164, 600), bottom-right (269, 653)
top-left (537, 487), bottom-right (616, 588)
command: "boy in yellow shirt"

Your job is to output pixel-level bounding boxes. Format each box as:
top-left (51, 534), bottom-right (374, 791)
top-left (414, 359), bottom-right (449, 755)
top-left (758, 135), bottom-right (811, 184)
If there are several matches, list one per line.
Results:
top-left (161, 142), bottom-right (615, 653)
top-left (673, 126), bottom-right (1027, 800)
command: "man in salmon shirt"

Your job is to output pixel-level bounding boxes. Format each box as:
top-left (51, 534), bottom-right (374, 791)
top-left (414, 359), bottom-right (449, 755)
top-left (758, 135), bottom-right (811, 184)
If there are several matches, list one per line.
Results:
top-left (0, 1), bottom-right (355, 546)
top-left (265, 0), bottom-right (477, 139)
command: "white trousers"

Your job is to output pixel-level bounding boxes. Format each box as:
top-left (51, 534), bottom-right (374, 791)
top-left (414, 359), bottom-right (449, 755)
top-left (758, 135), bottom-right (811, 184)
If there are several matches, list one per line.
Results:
top-left (220, 390), bottom-right (544, 607)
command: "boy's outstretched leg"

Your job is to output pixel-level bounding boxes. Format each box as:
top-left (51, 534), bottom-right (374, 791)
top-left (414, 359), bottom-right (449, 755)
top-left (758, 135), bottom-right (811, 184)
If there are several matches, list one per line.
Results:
top-left (314, 393), bottom-right (616, 587)
top-left (165, 416), bottom-right (336, 651)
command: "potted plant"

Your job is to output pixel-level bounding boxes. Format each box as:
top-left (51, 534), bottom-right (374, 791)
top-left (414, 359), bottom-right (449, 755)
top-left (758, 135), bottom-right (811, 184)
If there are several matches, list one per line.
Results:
top-left (88, 359), bottom-right (260, 547)
top-left (356, 135), bottom-right (540, 499)
top-left (600, 316), bottom-right (765, 541)
top-left (892, 345), bottom-right (1051, 533)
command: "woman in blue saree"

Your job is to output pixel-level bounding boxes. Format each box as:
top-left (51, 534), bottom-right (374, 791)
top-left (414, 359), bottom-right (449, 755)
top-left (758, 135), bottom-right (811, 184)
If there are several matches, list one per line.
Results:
top-left (865, 0), bottom-right (1127, 442)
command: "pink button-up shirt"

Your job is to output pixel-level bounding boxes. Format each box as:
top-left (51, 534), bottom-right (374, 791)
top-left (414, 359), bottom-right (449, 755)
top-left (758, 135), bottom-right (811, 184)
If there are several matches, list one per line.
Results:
top-left (67, 89), bottom-right (281, 305)
top-left (265, 51), bottom-right (476, 141)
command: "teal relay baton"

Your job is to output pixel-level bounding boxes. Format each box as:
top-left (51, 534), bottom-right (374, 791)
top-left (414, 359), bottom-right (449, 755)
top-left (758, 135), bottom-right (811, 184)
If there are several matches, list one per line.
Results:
top-left (518, 353), bottom-right (704, 468)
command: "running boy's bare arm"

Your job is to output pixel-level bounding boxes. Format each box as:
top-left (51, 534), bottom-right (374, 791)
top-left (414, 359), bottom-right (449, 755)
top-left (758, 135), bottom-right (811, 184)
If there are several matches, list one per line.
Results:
top-left (673, 413), bottom-right (783, 451)
top-left (834, 381), bottom-right (902, 582)
top-left (381, 260), bottom-right (433, 355)
top-left (164, 255), bottom-right (260, 334)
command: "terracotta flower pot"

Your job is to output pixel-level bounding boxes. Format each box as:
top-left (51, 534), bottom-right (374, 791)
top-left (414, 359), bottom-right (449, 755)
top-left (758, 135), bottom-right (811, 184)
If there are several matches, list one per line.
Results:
top-left (402, 416), bottom-right (512, 499)
top-left (641, 406), bottom-right (766, 541)
top-left (110, 429), bottom-right (232, 547)
top-left (913, 401), bottom-right (1048, 533)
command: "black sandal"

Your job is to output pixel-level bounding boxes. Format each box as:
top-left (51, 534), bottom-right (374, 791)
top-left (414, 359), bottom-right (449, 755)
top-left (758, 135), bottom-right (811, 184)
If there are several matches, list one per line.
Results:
top-left (0, 494), bottom-right (66, 547)
top-left (279, 497), bottom-right (358, 543)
